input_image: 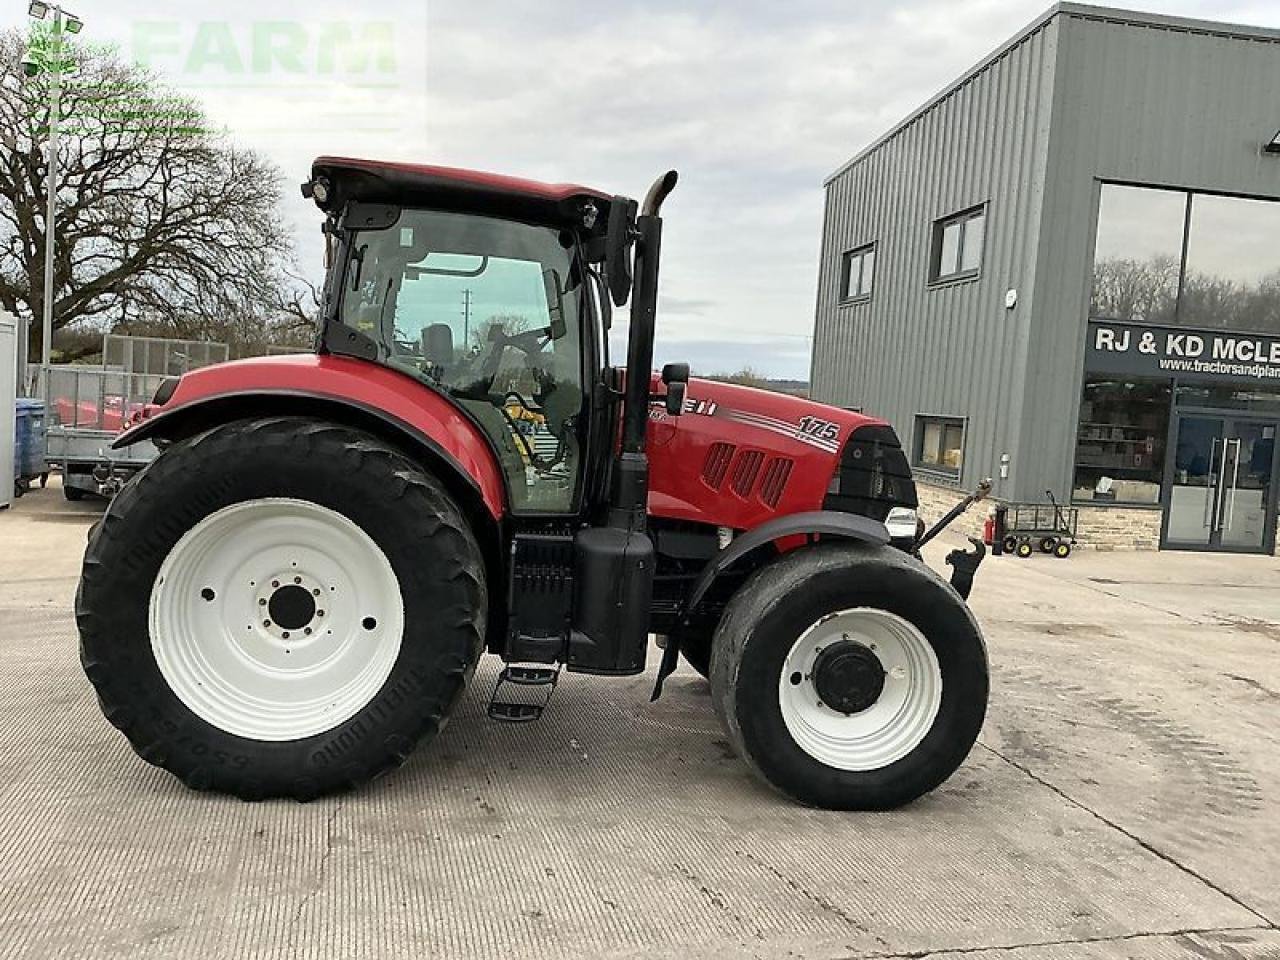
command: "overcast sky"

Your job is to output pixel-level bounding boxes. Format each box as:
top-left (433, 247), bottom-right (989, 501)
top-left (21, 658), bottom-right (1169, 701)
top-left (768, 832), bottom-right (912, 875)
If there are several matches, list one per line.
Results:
top-left (9, 0), bottom-right (1280, 378)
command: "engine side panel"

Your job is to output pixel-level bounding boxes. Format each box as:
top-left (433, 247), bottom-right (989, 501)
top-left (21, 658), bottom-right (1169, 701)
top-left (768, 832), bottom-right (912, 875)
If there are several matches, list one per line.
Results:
top-left (646, 376), bottom-right (887, 530)
top-left (115, 354), bottom-right (507, 519)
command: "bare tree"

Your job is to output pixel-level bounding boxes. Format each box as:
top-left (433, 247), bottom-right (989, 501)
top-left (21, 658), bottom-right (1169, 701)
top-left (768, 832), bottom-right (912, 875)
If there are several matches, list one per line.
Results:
top-left (0, 27), bottom-right (293, 360)
top-left (1093, 255), bottom-right (1280, 335)
top-left (468, 313), bottom-right (529, 352)
top-left (1091, 256), bottom-right (1179, 325)
top-left (704, 367), bottom-right (768, 389)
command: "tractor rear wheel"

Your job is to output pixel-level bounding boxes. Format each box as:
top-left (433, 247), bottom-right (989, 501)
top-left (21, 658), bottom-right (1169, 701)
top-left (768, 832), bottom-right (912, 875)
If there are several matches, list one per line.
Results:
top-left (709, 543), bottom-right (987, 810)
top-left (77, 417), bottom-right (486, 800)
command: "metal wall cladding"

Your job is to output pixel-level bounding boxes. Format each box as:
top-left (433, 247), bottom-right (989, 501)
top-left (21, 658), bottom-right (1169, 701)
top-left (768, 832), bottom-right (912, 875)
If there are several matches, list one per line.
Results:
top-left (812, 16), bottom-right (1060, 503)
top-left (1025, 13), bottom-right (1280, 502)
top-left (812, 5), bottom-right (1280, 502)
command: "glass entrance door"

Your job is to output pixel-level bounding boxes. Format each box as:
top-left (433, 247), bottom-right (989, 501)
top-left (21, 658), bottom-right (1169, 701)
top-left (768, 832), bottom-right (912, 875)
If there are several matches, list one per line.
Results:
top-left (1164, 416), bottom-right (1277, 552)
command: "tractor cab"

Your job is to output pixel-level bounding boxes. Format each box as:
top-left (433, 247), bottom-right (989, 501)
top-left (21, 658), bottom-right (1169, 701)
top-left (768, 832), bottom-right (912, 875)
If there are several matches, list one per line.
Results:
top-left (307, 157), bottom-right (620, 516)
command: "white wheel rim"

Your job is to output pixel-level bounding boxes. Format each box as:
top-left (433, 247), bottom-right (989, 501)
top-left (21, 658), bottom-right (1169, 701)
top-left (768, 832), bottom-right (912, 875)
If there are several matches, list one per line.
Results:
top-left (149, 498), bottom-right (404, 742)
top-left (778, 608), bottom-right (942, 771)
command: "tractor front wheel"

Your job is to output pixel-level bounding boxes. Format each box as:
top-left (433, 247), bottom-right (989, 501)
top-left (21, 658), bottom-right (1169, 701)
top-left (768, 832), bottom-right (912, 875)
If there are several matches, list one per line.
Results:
top-left (709, 543), bottom-right (987, 810)
top-left (77, 417), bottom-right (486, 800)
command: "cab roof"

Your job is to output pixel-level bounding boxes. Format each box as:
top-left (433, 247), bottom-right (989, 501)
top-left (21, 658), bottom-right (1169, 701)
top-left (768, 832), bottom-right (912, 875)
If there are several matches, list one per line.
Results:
top-left (309, 156), bottom-right (613, 233)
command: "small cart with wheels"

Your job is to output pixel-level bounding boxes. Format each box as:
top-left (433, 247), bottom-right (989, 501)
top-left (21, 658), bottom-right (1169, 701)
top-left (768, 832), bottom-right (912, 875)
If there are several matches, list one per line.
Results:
top-left (1000, 491), bottom-right (1078, 559)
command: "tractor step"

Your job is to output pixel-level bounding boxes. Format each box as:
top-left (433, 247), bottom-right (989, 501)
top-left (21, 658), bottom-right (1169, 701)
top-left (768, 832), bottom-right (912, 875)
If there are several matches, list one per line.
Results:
top-left (487, 702), bottom-right (543, 722)
top-left (501, 665), bottom-right (559, 686)
top-left (487, 663), bottom-right (561, 723)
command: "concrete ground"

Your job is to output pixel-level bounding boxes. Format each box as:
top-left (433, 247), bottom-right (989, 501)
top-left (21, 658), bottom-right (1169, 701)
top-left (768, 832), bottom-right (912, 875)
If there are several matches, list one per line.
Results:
top-left (1, 479), bottom-right (1278, 960)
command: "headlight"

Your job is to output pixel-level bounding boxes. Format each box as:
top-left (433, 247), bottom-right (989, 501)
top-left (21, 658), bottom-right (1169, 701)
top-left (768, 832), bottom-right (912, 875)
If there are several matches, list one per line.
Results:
top-left (884, 506), bottom-right (918, 540)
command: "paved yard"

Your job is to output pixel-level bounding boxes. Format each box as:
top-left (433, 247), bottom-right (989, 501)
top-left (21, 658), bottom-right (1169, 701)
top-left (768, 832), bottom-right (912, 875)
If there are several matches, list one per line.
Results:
top-left (1, 480), bottom-right (1278, 960)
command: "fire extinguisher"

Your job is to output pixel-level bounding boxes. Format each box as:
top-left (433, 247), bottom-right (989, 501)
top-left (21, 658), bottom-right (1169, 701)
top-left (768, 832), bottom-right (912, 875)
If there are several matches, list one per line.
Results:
top-left (982, 515), bottom-right (995, 546)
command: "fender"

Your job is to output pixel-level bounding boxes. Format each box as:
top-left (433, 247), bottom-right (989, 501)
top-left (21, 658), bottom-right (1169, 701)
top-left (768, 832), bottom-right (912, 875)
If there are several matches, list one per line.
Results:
top-left (650, 510), bottom-right (890, 699)
top-left (113, 354), bottom-right (507, 520)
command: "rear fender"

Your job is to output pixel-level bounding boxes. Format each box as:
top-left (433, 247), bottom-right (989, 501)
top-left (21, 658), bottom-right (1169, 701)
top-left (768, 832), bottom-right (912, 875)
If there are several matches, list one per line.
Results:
top-left (650, 511), bottom-right (890, 699)
top-left (112, 355), bottom-right (507, 520)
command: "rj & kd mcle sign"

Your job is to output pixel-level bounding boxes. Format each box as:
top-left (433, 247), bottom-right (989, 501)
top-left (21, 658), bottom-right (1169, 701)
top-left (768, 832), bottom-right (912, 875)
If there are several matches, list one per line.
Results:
top-left (1086, 320), bottom-right (1280, 384)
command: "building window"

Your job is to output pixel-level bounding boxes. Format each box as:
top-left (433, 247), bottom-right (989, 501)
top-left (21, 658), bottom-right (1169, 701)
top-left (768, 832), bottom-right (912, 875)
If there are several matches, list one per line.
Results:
top-left (840, 244), bottom-right (875, 301)
top-left (1091, 184), bottom-right (1280, 334)
top-left (1073, 376), bottom-right (1171, 505)
top-left (1180, 194), bottom-right (1280, 334)
top-left (1091, 185), bottom-right (1186, 326)
top-left (931, 206), bottom-right (985, 283)
top-left (913, 415), bottom-right (965, 477)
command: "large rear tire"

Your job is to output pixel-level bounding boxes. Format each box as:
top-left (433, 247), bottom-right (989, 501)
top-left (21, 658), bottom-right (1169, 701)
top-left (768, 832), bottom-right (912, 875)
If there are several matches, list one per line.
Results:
top-left (77, 417), bottom-right (487, 800)
top-left (709, 543), bottom-right (987, 810)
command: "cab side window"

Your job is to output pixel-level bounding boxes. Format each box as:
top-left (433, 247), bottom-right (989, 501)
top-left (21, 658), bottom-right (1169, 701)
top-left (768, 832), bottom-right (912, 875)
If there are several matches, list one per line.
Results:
top-left (340, 209), bottom-right (585, 514)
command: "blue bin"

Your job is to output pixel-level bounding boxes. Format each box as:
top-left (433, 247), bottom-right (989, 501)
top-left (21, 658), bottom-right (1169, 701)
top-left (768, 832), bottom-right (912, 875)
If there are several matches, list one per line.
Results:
top-left (14, 398), bottom-right (47, 484)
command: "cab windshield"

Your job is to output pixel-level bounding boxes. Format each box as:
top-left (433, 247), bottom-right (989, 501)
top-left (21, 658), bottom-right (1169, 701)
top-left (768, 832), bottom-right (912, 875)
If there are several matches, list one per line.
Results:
top-left (339, 208), bottom-right (586, 513)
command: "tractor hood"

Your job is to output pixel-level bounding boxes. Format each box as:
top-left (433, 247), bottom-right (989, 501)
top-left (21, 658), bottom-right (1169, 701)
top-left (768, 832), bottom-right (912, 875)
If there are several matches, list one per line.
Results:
top-left (646, 375), bottom-right (915, 530)
top-left (670, 377), bottom-right (882, 454)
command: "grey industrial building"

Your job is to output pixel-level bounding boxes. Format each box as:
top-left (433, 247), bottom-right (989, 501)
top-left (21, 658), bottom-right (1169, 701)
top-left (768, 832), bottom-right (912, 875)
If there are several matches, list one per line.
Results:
top-left (811, 3), bottom-right (1280, 554)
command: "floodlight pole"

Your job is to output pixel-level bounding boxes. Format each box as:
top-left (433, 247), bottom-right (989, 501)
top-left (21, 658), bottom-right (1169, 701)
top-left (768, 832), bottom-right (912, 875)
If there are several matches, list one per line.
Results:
top-left (39, 6), bottom-right (64, 388)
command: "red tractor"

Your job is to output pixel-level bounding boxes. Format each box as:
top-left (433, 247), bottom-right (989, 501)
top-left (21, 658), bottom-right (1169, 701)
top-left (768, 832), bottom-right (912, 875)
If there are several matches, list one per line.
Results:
top-left (77, 158), bottom-right (990, 809)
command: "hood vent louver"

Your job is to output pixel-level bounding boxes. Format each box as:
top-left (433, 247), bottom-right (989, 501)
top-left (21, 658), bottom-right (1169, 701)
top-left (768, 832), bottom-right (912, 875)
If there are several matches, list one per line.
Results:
top-left (729, 450), bottom-right (764, 497)
top-left (701, 442), bottom-right (735, 489)
top-left (759, 457), bottom-right (794, 508)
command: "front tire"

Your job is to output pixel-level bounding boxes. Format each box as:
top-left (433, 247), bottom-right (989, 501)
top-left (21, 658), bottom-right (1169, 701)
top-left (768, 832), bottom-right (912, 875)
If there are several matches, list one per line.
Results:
top-left (709, 544), bottom-right (987, 810)
top-left (77, 417), bottom-right (486, 800)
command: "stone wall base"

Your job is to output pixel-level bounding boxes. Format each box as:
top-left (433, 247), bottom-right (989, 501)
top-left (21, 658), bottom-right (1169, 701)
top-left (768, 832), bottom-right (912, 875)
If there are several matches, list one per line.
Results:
top-left (914, 480), bottom-right (987, 541)
top-left (915, 480), bottom-right (1277, 554)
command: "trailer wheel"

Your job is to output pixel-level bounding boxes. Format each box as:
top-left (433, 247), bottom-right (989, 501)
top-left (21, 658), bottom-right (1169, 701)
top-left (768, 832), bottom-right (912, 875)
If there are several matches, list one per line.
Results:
top-left (77, 417), bottom-right (486, 801)
top-left (1039, 536), bottom-right (1057, 554)
top-left (709, 544), bottom-right (987, 810)
top-left (1054, 542), bottom-right (1072, 559)
top-left (1015, 540), bottom-right (1033, 558)
top-left (1001, 535), bottom-right (1018, 554)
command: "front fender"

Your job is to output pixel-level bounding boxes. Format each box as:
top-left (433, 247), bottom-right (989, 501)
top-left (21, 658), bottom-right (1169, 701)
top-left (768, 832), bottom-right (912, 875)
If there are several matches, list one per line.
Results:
top-left (650, 510), bottom-right (890, 700)
top-left (113, 355), bottom-right (507, 520)
top-left (684, 511), bottom-right (889, 616)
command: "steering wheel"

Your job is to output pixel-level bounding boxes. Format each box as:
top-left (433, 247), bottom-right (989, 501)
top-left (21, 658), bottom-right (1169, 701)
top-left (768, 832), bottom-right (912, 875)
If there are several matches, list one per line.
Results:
top-left (452, 325), bottom-right (552, 397)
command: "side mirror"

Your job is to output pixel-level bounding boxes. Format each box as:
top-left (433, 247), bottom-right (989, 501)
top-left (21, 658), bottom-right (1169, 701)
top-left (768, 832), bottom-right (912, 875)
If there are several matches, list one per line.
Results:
top-left (605, 196), bottom-right (638, 307)
top-left (661, 362), bottom-right (689, 385)
top-left (543, 268), bottom-right (566, 340)
top-left (665, 380), bottom-right (686, 416)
